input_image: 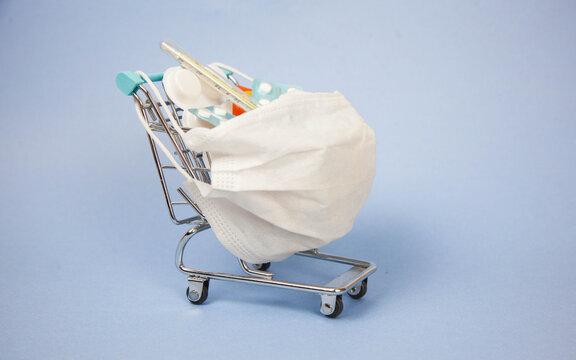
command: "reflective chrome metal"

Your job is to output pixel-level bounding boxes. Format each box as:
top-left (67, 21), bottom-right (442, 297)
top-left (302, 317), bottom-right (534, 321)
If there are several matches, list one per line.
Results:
top-left (135, 87), bottom-right (195, 179)
top-left (187, 277), bottom-right (206, 301)
top-left (320, 295), bottom-right (338, 316)
top-left (238, 259), bottom-right (274, 280)
top-left (348, 282), bottom-right (362, 296)
top-left (175, 225), bottom-right (377, 296)
top-left (128, 70), bottom-right (378, 316)
top-left (177, 187), bottom-right (204, 217)
top-left (146, 131), bottom-right (199, 224)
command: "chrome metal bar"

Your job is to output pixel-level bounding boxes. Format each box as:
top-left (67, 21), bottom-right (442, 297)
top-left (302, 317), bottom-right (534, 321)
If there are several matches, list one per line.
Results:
top-left (138, 86), bottom-right (196, 179)
top-left (194, 153), bottom-right (211, 184)
top-left (146, 132), bottom-right (201, 225)
top-left (177, 187), bottom-right (203, 217)
top-left (133, 91), bottom-right (202, 225)
top-left (180, 263), bottom-right (371, 295)
top-left (296, 250), bottom-right (374, 268)
top-left (140, 85), bottom-right (209, 186)
top-left (238, 259), bottom-right (274, 280)
top-left (324, 265), bottom-right (371, 289)
top-left (175, 226), bottom-right (377, 296)
top-left (175, 222), bottom-right (211, 270)
top-left (161, 164), bottom-right (209, 171)
top-left (160, 92), bottom-right (203, 179)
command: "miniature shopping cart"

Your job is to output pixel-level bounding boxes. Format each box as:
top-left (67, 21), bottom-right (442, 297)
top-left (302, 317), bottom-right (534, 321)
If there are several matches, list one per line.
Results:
top-left (116, 60), bottom-right (377, 318)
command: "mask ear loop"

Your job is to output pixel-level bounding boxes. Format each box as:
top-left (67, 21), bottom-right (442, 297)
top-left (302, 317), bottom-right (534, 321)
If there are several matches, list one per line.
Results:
top-left (136, 71), bottom-right (187, 139)
top-left (208, 62), bottom-right (254, 85)
top-left (134, 71), bottom-right (192, 181)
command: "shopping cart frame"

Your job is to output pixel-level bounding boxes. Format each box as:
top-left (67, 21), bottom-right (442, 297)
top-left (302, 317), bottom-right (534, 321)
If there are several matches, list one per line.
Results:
top-left (117, 70), bottom-right (377, 318)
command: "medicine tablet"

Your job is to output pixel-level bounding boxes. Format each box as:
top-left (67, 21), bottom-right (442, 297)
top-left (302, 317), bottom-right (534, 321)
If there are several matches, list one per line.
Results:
top-left (213, 107), bottom-right (227, 116)
top-left (162, 67), bottom-right (202, 109)
top-left (174, 69), bottom-right (201, 98)
top-left (258, 82), bottom-right (272, 94)
top-left (198, 109), bottom-right (211, 118)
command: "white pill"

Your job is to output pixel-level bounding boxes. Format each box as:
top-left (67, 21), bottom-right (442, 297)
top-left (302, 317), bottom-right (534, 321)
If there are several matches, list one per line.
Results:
top-left (213, 107), bottom-right (227, 116)
top-left (163, 67), bottom-right (201, 108)
top-left (198, 109), bottom-right (211, 118)
top-left (258, 82), bottom-right (272, 94)
top-left (259, 99), bottom-right (270, 105)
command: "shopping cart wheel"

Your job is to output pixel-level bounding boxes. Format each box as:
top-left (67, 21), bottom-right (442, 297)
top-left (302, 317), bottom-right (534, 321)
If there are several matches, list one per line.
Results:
top-left (253, 262), bottom-right (271, 271)
top-left (186, 278), bottom-right (210, 305)
top-left (320, 295), bottom-right (344, 318)
top-left (348, 278), bottom-right (368, 299)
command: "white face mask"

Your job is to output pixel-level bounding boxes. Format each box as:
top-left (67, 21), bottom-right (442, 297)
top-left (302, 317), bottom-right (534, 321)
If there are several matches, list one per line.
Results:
top-left (183, 90), bottom-right (376, 263)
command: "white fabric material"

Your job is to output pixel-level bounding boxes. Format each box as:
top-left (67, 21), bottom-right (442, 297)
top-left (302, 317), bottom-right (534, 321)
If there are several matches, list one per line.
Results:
top-left (183, 90), bottom-right (376, 263)
top-left (183, 180), bottom-right (324, 263)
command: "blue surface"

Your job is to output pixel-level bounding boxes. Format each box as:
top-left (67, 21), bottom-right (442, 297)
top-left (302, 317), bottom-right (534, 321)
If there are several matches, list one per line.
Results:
top-left (1, 1), bottom-right (575, 359)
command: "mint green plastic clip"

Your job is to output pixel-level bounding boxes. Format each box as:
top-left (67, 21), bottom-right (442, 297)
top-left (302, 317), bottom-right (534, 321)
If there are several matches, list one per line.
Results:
top-left (116, 71), bottom-right (164, 96)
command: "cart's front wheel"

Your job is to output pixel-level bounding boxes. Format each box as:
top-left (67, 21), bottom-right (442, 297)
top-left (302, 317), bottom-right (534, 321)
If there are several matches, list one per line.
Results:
top-left (348, 278), bottom-right (368, 299)
top-left (186, 279), bottom-right (210, 305)
top-left (321, 295), bottom-right (344, 318)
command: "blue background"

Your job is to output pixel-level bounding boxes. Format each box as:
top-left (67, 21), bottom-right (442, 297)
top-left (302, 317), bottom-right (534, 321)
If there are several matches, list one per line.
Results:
top-left (1, 1), bottom-right (575, 359)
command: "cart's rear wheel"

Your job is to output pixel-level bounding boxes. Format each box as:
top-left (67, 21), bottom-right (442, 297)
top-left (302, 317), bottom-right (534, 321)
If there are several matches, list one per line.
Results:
top-left (322, 295), bottom-right (344, 318)
top-left (186, 279), bottom-right (210, 305)
top-left (348, 278), bottom-right (368, 299)
top-left (253, 262), bottom-right (271, 271)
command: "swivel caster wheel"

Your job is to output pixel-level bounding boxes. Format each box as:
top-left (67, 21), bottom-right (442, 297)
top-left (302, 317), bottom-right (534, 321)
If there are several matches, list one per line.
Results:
top-left (252, 262), bottom-right (271, 271)
top-left (348, 278), bottom-right (368, 299)
top-left (186, 278), bottom-right (210, 305)
top-left (320, 295), bottom-right (344, 318)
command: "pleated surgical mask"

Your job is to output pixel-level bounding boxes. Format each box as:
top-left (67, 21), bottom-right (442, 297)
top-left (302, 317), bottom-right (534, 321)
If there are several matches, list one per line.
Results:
top-left (182, 90), bottom-right (376, 262)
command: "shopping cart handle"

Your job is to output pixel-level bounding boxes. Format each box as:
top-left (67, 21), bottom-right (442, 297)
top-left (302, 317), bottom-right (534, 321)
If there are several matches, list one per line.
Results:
top-left (116, 71), bottom-right (164, 96)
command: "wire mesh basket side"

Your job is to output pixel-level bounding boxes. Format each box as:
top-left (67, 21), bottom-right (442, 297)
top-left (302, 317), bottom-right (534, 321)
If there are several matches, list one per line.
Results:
top-left (132, 82), bottom-right (209, 224)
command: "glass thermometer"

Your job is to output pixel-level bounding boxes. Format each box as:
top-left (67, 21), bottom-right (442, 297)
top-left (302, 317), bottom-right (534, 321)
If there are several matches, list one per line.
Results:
top-left (160, 40), bottom-right (258, 112)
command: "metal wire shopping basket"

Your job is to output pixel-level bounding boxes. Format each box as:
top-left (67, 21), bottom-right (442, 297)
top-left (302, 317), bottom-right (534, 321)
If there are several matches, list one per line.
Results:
top-left (116, 59), bottom-right (377, 318)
